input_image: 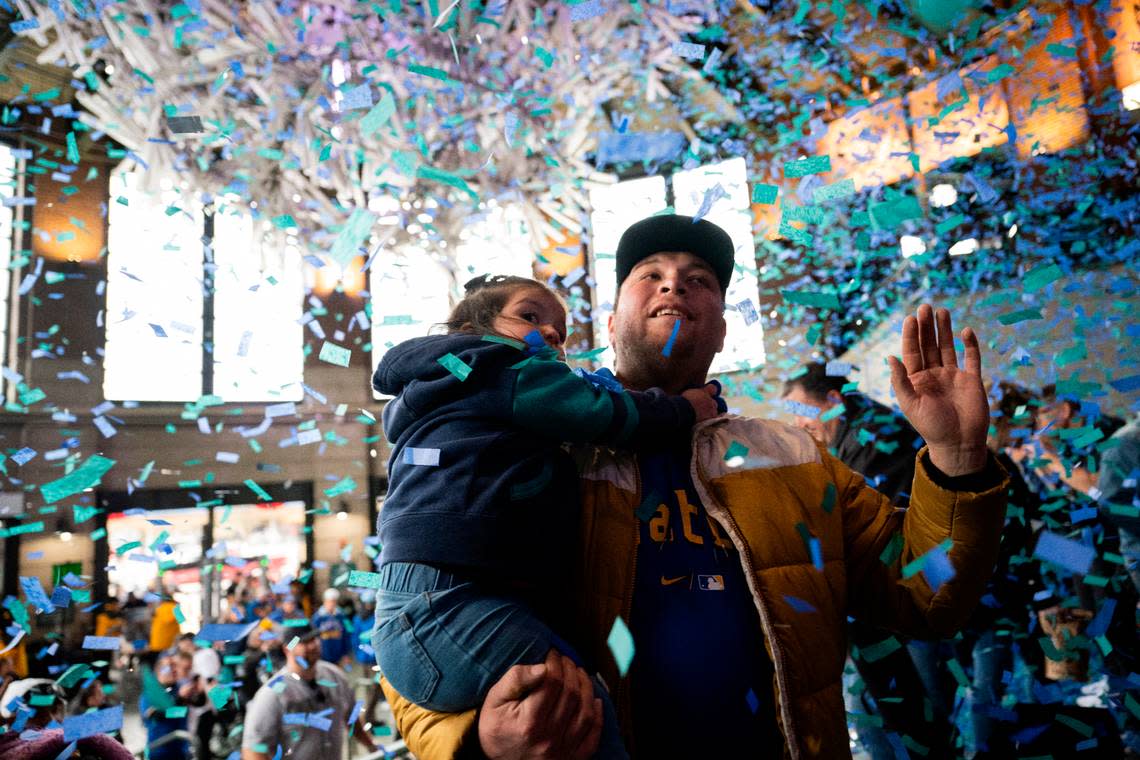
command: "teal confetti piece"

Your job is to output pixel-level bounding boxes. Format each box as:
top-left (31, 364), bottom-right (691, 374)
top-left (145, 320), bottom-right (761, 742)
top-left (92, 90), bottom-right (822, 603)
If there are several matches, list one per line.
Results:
top-left (751, 184), bottom-right (778, 204)
top-left (879, 533), bottom-right (904, 565)
top-left (859, 636), bottom-right (901, 663)
top-left (40, 455), bottom-right (115, 504)
top-left (783, 155), bottom-right (830, 178)
top-left (607, 615), bottom-right (635, 676)
top-left (814, 179), bottom-right (855, 203)
top-left (319, 341), bottom-right (352, 367)
top-left (724, 441), bottom-right (749, 463)
top-left (820, 483), bottom-right (836, 514)
top-left (1024, 263), bottom-right (1063, 292)
top-left (997, 308), bottom-right (1043, 325)
top-left (417, 165), bottom-right (478, 201)
top-left (329, 208), bottom-right (377, 267)
top-left (437, 352), bottom-right (472, 381)
top-left (408, 63), bottom-right (452, 81)
top-left (244, 478), bottom-right (272, 501)
top-left (819, 404), bottom-right (844, 423)
top-left (347, 570), bottom-right (383, 588)
top-left (66, 132), bottom-right (79, 164)
top-left (324, 475), bottom-right (356, 498)
top-left (1046, 43), bottom-right (1077, 59)
top-left (360, 90), bottom-right (396, 138)
top-left (635, 490), bottom-right (662, 522)
top-left (781, 289), bottom-right (840, 309)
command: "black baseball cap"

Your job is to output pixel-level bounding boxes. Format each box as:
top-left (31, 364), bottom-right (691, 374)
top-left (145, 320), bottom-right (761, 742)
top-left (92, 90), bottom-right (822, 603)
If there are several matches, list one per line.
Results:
top-left (615, 214), bottom-right (735, 296)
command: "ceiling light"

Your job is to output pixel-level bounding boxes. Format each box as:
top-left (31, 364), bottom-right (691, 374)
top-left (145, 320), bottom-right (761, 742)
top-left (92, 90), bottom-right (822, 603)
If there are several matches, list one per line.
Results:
top-left (949, 238), bottom-right (979, 256)
top-left (929, 183), bottom-right (958, 208)
top-left (900, 235), bottom-right (927, 258)
top-left (1123, 81), bottom-right (1140, 111)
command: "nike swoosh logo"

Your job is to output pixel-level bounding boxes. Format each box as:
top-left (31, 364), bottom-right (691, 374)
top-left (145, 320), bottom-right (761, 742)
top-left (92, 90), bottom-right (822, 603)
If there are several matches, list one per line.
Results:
top-left (661, 575), bottom-right (689, 586)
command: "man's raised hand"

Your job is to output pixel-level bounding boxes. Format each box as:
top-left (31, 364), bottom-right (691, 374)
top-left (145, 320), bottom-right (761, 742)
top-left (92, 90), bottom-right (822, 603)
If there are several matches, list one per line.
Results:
top-left (888, 304), bottom-right (990, 477)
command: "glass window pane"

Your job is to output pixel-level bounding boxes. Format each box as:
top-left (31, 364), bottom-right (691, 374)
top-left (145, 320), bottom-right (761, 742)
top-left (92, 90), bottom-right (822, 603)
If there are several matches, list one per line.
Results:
top-left (587, 176), bottom-right (667, 367)
top-left (452, 204), bottom-right (535, 287)
top-left (106, 507), bottom-right (209, 632)
top-left (673, 158), bottom-right (766, 373)
top-left (104, 172), bottom-right (204, 402)
top-left (211, 501), bottom-right (307, 588)
top-left (0, 145), bottom-right (15, 374)
top-left (211, 211), bottom-right (304, 402)
top-left (370, 250), bottom-right (453, 398)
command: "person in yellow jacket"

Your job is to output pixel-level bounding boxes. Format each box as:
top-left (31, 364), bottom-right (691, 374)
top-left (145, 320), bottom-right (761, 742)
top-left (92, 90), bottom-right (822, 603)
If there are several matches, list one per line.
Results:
top-left (378, 214), bottom-right (1008, 759)
top-left (148, 596), bottom-right (181, 654)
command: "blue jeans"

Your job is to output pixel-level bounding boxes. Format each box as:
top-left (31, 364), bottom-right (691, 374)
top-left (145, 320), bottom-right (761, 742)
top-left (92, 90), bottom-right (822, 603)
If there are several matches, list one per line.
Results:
top-left (371, 561), bottom-right (628, 758)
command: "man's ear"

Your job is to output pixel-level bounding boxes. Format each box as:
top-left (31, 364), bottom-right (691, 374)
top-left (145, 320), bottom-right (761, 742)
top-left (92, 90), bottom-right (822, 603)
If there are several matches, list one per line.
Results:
top-left (607, 312), bottom-right (616, 345)
top-left (826, 390), bottom-right (843, 407)
top-left (715, 311), bottom-right (727, 353)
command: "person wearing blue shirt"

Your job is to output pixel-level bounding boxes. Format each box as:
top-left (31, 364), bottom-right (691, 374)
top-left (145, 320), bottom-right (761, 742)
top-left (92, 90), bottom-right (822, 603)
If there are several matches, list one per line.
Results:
top-left (311, 588), bottom-right (352, 667)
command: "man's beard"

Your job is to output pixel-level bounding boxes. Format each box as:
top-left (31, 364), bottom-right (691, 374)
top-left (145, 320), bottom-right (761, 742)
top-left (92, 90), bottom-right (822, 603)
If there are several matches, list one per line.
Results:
top-left (613, 319), bottom-right (709, 391)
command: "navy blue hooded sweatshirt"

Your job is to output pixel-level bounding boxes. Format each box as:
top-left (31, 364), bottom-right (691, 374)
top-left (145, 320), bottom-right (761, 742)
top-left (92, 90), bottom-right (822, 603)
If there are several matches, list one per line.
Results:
top-left (374, 333), bottom-right (697, 593)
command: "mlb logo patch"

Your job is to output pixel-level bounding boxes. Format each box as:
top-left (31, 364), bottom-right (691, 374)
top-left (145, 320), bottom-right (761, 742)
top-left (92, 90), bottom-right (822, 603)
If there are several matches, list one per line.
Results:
top-left (697, 575), bottom-right (724, 591)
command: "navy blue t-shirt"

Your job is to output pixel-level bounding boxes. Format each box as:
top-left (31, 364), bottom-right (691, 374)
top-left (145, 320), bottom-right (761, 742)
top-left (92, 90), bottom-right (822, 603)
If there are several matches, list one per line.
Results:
top-left (629, 447), bottom-right (783, 756)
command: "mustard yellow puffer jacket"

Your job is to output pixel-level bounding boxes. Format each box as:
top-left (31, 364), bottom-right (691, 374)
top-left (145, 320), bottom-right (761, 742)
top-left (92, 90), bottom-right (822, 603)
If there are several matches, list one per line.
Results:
top-left (381, 416), bottom-right (1008, 759)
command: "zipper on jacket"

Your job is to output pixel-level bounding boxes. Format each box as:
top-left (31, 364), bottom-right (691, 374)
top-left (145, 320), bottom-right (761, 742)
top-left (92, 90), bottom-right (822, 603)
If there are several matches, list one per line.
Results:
top-left (689, 420), bottom-right (802, 760)
top-left (613, 452), bottom-right (640, 755)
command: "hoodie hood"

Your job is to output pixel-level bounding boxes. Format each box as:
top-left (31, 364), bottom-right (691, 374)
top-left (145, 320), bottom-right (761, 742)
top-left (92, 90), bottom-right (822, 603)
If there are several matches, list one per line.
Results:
top-left (375, 333), bottom-right (523, 440)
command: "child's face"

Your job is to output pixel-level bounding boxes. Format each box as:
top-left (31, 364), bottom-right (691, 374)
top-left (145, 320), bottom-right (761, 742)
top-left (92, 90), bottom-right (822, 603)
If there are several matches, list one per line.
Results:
top-left (493, 288), bottom-right (568, 357)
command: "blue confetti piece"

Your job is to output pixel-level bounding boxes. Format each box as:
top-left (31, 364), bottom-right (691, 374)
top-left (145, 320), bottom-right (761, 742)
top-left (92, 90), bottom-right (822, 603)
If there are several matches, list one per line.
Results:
top-left (340, 83), bottom-right (373, 111)
top-left (569, 0), bottom-right (607, 21)
top-left (921, 545), bottom-right (956, 592)
top-left (745, 688), bottom-right (760, 713)
top-left (194, 622), bottom-right (259, 642)
top-left (1086, 599), bottom-right (1117, 639)
top-left (12, 447), bottom-right (36, 465)
top-left (403, 447), bottom-right (441, 466)
top-left (809, 537), bottom-right (824, 571)
top-left (50, 586), bottom-right (72, 608)
top-left (783, 595), bottom-right (817, 613)
top-left (1109, 374), bottom-right (1140, 393)
top-left (62, 704), bottom-right (123, 741)
top-left (82, 635), bottom-right (121, 650)
top-left (1033, 530), bottom-right (1095, 575)
top-left (784, 399), bottom-right (821, 419)
top-left (662, 319), bottom-right (681, 357)
top-left (10, 18), bottom-right (39, 33)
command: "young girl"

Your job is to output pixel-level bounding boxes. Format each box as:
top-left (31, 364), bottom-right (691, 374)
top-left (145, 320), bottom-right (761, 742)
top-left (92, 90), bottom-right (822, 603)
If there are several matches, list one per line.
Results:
top-left (370, 275), bottom-right (720, 757)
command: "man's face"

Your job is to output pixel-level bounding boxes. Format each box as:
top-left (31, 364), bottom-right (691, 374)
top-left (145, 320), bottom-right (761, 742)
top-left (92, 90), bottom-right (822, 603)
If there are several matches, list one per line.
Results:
top-left (1036, 399), bottom-right (1075, 436)
top-left (607, 252), bottom-right (726, 391)
top-left (287, 636), bottom-right (322, 675)
top-left (783, 386), bottom-right (842, 444)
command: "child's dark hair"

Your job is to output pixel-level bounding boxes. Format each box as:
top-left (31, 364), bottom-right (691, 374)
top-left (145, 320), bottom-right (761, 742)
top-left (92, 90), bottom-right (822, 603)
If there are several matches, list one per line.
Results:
top-left (443, 275), bottom-right (559, 336)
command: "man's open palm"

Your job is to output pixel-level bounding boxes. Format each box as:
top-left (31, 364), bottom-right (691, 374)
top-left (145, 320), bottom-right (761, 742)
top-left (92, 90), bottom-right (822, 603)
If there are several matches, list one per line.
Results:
top-left (888, 304), bottom-right (990, 477)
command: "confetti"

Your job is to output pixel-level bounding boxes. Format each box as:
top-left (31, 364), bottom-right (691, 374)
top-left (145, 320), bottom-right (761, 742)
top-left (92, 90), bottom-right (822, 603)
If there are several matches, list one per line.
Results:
top-left (319, 341), bottom-right (352, 367)
top-left (1033, 531), bottom-right (1095, 575)
top-left (437, 352), bottom-right (473, 381)
top-left (403, 447), bottom-right (441, 466)
top-left (607, 615), bottom-right (635, 676)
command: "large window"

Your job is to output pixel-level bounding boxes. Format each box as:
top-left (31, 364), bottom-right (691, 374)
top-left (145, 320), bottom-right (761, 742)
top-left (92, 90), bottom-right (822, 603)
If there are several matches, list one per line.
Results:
top-left (0, 144), bottom-right (18, 382)
top-left (588, 159), bottom-right (765, 374)
top-left (104, 174), bottom-right (304, 402)
top-left (104, 172), bottom-right (205, 402)
top-left (452, 203), bottom-right (535, 283)
top-left (369, 249), bottom-right (453, 398)
top-left (211, 211), bottom-right (304, 402)
top-left (587, 175), bottom-right (668, 368)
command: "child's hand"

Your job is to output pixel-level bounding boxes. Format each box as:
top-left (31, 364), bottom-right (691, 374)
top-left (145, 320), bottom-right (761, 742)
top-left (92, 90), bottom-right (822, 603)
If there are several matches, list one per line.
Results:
top-left (682, 384), bottom-right (721, 423)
